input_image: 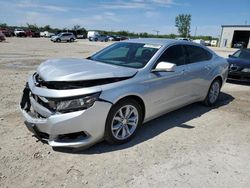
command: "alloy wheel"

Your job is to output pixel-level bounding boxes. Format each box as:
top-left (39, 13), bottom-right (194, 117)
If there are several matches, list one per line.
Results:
top-left (111, 105), bottom-right (139, 140)
top-left (209, 81), bottom-right (220, 104)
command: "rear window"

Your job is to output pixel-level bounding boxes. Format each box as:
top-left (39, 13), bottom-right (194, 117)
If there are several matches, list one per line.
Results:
top-left (185, 45), bottom-right (212, 63)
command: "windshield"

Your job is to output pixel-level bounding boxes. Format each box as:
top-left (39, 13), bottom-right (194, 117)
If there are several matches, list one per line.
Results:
top-left (232, 50), bottom-right (250, 61)
top-left (89, 42), bottom-right (161, 68)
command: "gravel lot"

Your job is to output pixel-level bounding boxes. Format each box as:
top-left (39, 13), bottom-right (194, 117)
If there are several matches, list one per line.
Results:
top-left (0, 38), bottom-right (249, 188)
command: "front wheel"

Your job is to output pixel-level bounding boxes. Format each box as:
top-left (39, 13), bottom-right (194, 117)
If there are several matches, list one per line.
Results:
top-left (70, 38), bottom-right (74, 42)
top-left (203, 79), bottom-right (221, 106)
top-left (105, 99), bottom-right (143, 145)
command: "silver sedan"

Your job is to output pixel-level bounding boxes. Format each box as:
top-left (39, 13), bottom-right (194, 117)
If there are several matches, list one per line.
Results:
top-left (20, 39), bottom-right (228, 148)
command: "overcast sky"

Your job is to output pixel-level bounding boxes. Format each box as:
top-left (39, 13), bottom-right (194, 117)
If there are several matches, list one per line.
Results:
top-left (0, 0), bottom-right (250, 36)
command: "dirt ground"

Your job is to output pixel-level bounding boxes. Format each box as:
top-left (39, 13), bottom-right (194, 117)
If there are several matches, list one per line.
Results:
top-left (0, 38), bottom-right (249, 188)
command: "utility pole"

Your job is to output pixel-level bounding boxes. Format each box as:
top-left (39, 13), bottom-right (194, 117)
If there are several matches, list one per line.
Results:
top-left (194, 26), bottom-right (197, 37)
top-left (152, 30), bottom-right (160, 36)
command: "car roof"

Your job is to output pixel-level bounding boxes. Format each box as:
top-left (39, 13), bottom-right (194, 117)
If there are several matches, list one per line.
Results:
top-left (122, 38), bottom-right (217, 56)
top-left (60, 32), bottom-right (73, 34)
top-left (123, 38), bottom-right (195, 46)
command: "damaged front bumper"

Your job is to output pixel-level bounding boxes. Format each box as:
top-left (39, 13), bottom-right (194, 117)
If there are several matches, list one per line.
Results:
top-left (19, 75), bottom-right (112, 148)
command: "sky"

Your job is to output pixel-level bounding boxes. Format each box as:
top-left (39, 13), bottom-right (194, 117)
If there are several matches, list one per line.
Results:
top-left (0, 0), bottom-right (250, 37)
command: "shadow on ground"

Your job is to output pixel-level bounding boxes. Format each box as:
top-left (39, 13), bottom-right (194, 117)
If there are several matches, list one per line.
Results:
top-left (54, 92), bottom-right (234, 154)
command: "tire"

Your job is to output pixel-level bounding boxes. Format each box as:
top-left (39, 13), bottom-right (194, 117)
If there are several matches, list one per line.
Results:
top-left (70, 38), bottom-right (74, 42)
top-left (105, 99), bottom-right (143, 145)
top-left (203, 79), bottom-right (221, 106)
top-left (56, 38), bottom-right (61, 42)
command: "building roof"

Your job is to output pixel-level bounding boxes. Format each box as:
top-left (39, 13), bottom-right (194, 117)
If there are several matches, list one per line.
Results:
top-left (221, 25), bottom-right (250, 28)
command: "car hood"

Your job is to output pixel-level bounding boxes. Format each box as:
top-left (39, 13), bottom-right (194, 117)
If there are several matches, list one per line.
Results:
top-left (227, 57), bottom-right (250, 68)
top-left (37, 58), bottom-right (138, 82)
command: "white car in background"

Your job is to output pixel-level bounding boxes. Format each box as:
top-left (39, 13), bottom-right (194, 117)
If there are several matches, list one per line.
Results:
top-left (87, 31), bottom-right (100, 41)
top-left (40, 31), bottom-right (55, 38)
top-left (193, 39), bottom-right (206, 46)
top-left (14, 28), bottom-right (26, 37)
top-left (211, 40), bottom-right (218, 47)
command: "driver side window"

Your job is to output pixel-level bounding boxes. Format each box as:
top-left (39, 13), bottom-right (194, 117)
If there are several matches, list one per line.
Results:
top-left (156, 45), bottom-right (186, 66)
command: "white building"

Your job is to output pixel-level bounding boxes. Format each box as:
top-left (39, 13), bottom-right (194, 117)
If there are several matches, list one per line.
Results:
top-left (219, 25), bottom-right (250, 48)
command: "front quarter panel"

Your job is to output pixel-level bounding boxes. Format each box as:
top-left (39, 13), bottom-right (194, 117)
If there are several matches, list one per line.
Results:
top-left (99, 74), bottom-right (151, 120)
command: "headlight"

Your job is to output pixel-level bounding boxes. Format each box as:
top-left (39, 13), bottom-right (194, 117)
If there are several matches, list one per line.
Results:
top-left (48, 92), bottom-right (101, 113)
top-left (242, 68), bottom-right (250, 73)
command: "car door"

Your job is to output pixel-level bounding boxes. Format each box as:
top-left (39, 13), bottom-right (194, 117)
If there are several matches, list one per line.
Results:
top-left (184, 45), bottom-right (213, 98)
top-left (61, 34), bottom-right (68, 41)
top-left (147, 44), bottom-right (194, 117)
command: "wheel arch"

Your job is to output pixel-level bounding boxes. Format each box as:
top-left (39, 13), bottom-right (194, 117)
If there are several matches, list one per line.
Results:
top-left (112, 95), bottom-right (146, 122)
top-left (212, 75), bottom-right (223, 86)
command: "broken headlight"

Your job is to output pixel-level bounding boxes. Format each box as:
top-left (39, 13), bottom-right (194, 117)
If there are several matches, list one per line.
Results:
top-left (49, 92), bottom-right (101, 113)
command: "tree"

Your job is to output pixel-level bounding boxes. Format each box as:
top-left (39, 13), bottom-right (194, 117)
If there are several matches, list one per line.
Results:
top-left (73, 25), bottom-right (81, 31)
top-left (0, 23), bottom-right (8, 28)
top-left (26, 23), bottom-right (38, 30)
top-left (43, 25), bottom-right (52, 31)
top-left (175, 14), bottom-right (191, 37)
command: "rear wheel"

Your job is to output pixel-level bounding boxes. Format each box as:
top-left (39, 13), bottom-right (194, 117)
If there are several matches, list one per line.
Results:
top-left (203, 79), bottom-right (221, 106)
top-left (105, 99), bottom-right (143, 145)
top-left (70, 38), bottom-right (74, 42)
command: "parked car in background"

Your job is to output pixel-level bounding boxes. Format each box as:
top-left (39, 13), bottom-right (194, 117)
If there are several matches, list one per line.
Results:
top-left (0, 29), bottom-right (12, 37)
top-left (227, 48), bottom-right (250, 82)
top-left (87, 31), bottom-right (100, 41)
top-left (20, 38), bottom-right (228, 149)
top-left (50, 32), bottom-right (76, 42)
top-left (204, 40), bottom-right (211, 46)
top-left (176, 37), bottom-right (191, 41)
top-left (0, 31), bottom-right (6, 42)
top-left (97, 35), bottom-right (109, 42)
top-left (211, 40), bottom-right (218, 47)
top-left (108, 35), bottom-right (128, 41)
top-left (193, 39), bottom-right (206, 46)
top-left (233, 41), bottom-right (247, 49)
top-left (40, 31), bottom-right (55, 38)
top-left (25, 30), bottom-right (40, 38)
top-left (14, 28), bottom-right (26, 37)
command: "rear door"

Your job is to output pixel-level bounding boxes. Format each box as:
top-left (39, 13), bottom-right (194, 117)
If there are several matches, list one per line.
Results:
top-left (184, 45), bottom-right (213, 97)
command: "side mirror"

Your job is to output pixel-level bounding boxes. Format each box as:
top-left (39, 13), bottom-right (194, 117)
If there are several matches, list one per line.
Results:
top-left (152, 62), bottom-right (176, 72)
top-left (228, 54), bottom-right (233, 58)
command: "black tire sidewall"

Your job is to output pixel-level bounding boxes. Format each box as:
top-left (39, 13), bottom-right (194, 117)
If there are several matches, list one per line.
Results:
top-left (104, 99), bottom-right (143, 145)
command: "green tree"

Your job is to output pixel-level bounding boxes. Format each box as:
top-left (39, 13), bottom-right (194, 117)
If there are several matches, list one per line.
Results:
top-left (26, 23), bottom-right (38, 30)
top-left (43, 25), bottom-right (52, 31)
top-left (0, 23), bottom-right (8, 28)
top-left (175, 14), bottom-right (191, 37)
